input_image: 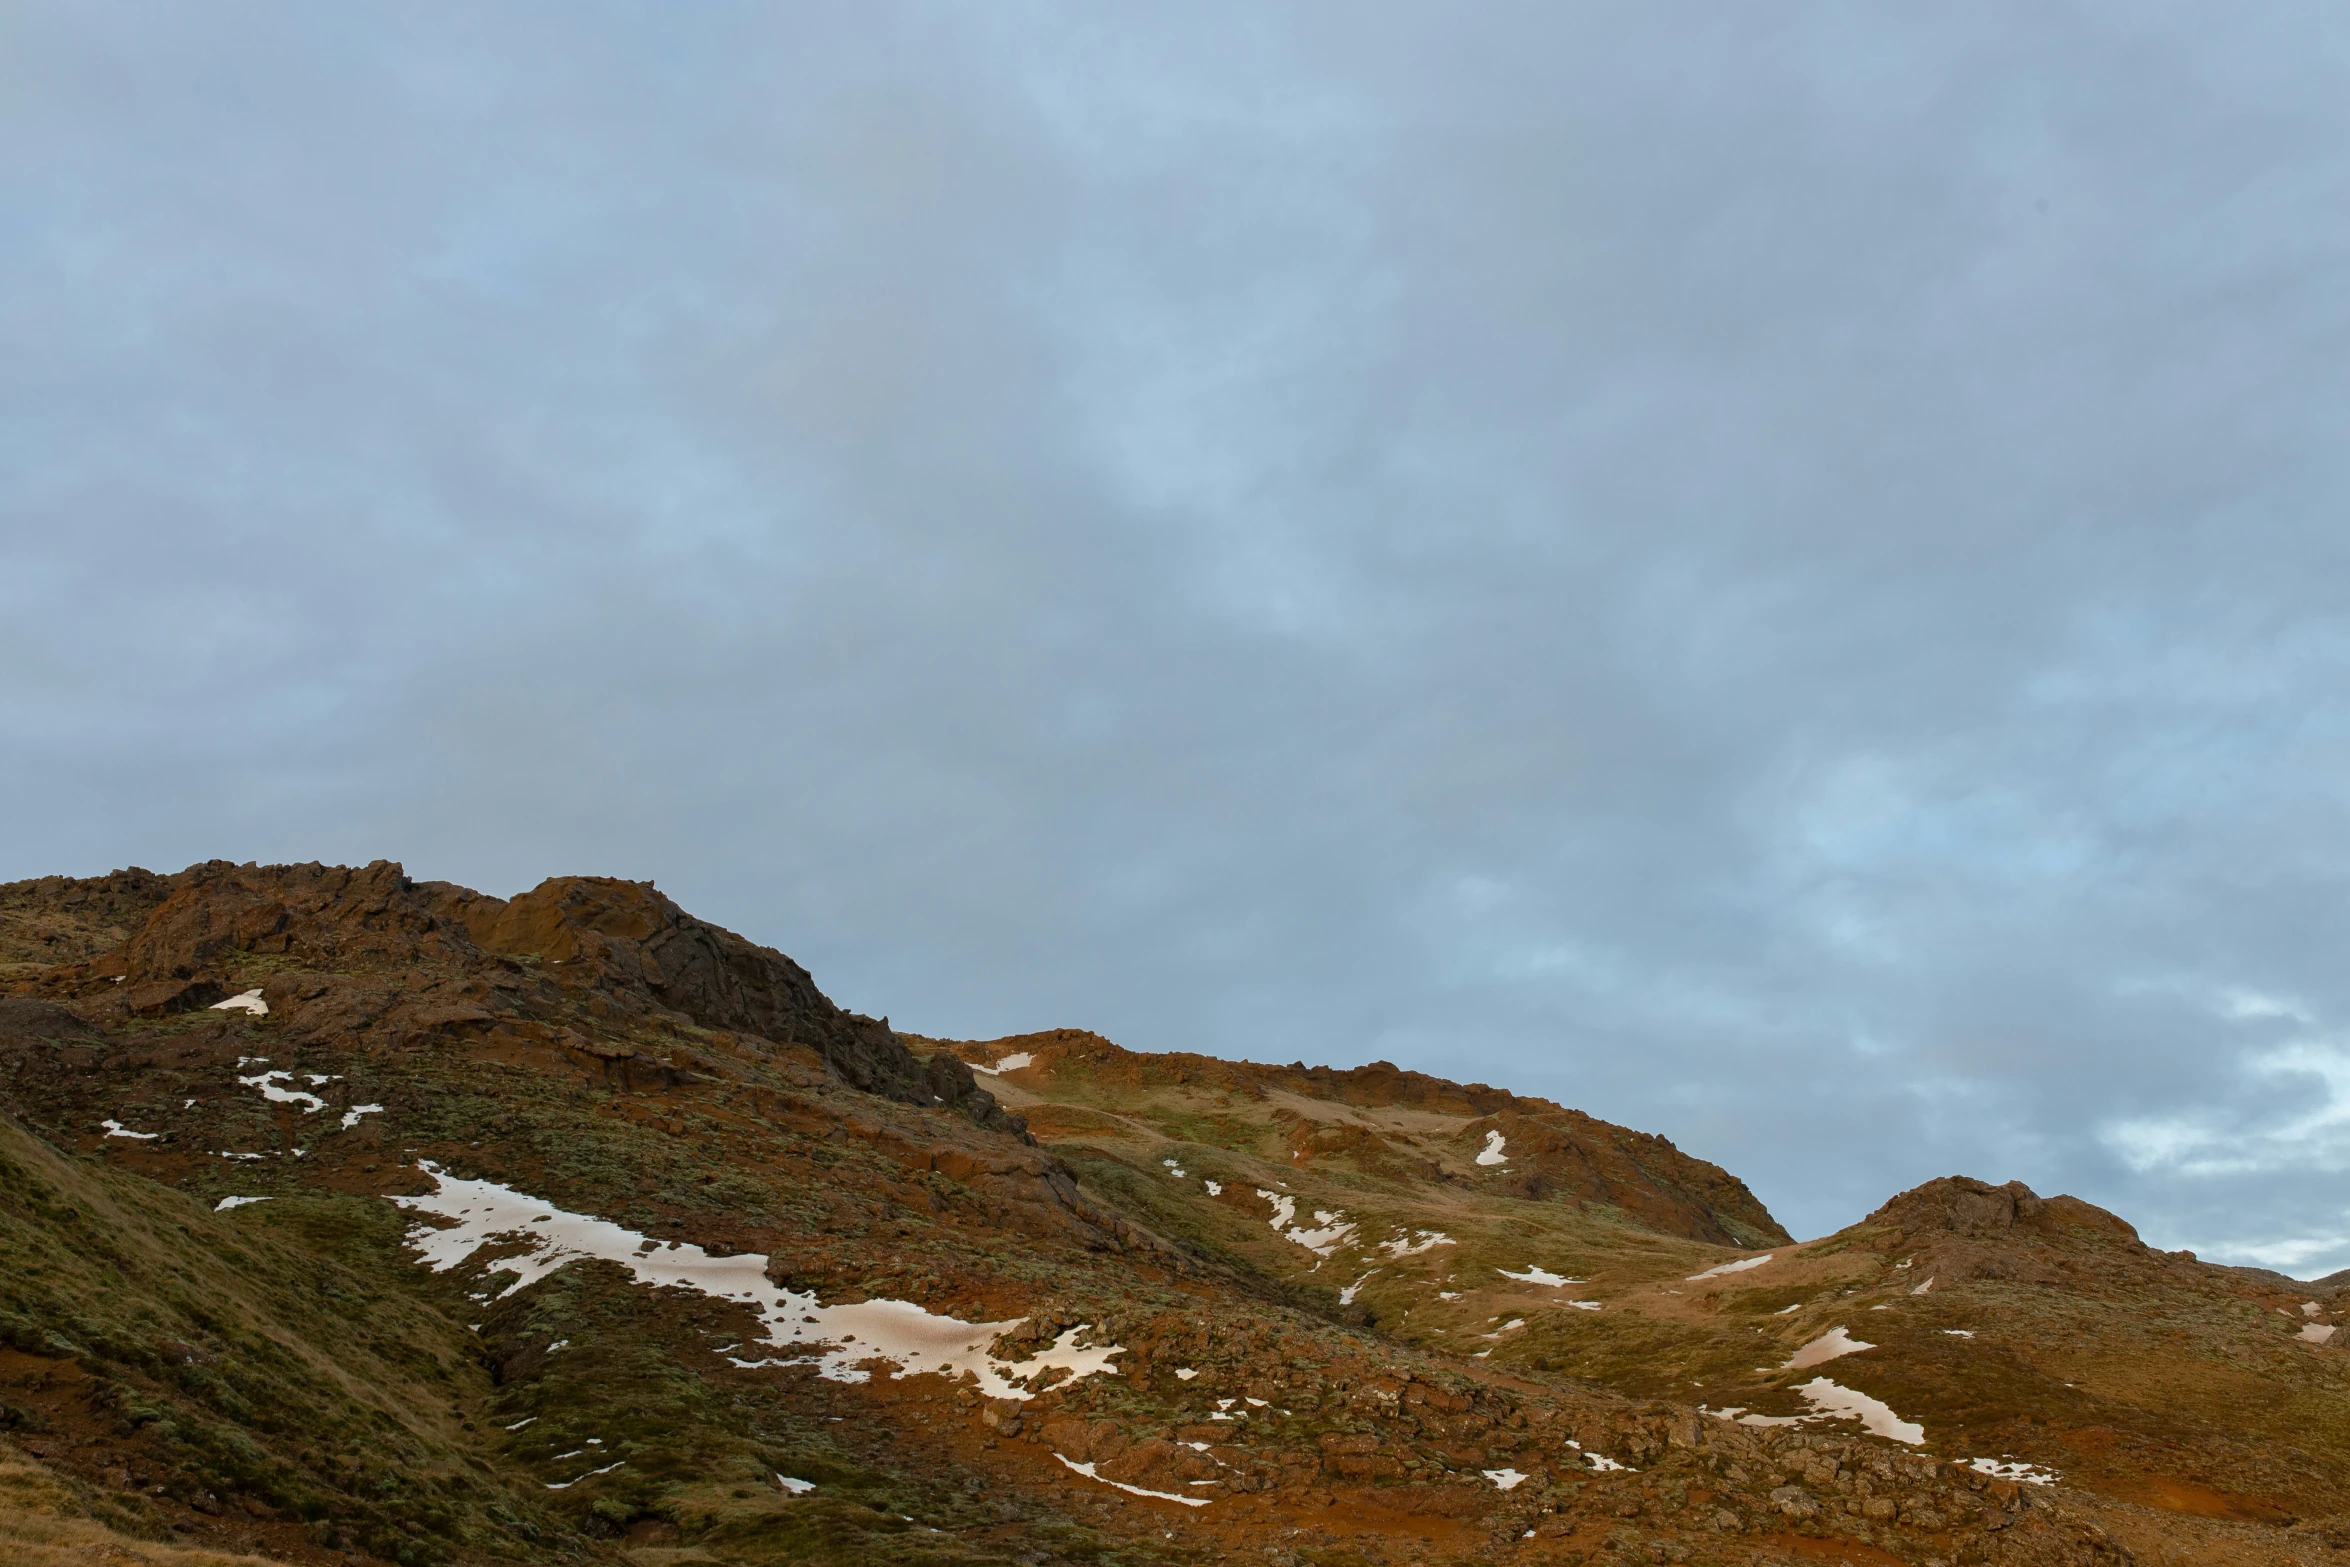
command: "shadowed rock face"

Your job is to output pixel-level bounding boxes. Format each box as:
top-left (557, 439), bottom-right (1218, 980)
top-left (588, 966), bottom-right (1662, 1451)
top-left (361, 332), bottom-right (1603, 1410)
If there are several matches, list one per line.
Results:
top-left (430, 874), bottom-right (1022, 1135)
top-left (23, 859), bottom-right (1024, 1136)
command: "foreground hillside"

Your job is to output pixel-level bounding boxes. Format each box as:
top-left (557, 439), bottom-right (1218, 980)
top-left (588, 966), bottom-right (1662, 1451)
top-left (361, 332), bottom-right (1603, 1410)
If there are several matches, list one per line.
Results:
top-left (0, 862), bottom-right (2342, 1567)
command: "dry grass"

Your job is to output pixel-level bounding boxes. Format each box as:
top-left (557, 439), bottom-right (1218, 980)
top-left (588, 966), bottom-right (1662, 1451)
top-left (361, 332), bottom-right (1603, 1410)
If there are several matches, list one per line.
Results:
top-left (0, 1439), bottom-right (278, 1567)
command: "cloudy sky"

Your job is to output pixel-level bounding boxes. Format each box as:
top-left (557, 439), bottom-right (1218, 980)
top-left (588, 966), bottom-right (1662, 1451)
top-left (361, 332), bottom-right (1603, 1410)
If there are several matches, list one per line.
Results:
top-left (7, 2), bottom-right (2350, 1268)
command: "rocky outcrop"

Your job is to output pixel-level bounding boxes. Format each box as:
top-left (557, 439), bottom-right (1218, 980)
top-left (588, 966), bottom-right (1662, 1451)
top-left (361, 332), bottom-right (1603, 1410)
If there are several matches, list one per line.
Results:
top-left (3, 862), bottom-right (1023, 1135)
top-left (1861, 1175), bottom-right (2153, 1285)
top-left (1866, 1176), bottom-right (2143, 1245)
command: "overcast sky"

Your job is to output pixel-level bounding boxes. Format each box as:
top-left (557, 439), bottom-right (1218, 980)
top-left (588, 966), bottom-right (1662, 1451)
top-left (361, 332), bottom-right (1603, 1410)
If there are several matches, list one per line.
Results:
top-left (7, 3), bottom-right (2350, 1269)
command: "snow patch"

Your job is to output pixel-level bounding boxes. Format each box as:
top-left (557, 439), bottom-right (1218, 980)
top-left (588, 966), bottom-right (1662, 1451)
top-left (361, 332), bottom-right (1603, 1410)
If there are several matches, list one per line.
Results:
top-left (1378, 1229), bottom-right (1455, 1259)
top-left (100, 1120), bottom-right (157, 1140)
top-left (1910, 1276), bottom-right (1935, 1296)
top-left (210, 988), bottom-right (269, 1016)
top-left (776, 1475), bottom-right (816, 1495)
top-left (392, 1162), bottom-right (1123, 1400)
top-left (238, 1069), bottom-right (326, 1114)
top-left (1255, 1189), bottom-right (1353, 1255)
top-left (1054, 1453), bottom-right (1210, 1507)
top-left (1203, 1179), bottom-right (1223, 1196)
top-left (1483, 1468), bottom-right (1528, 1490)
top-left (1498, 1266), bottom-right (1580, 1287)
top-left (1783, 1326), bottom-right (1874, 1369)
top-left (1566, 1300), bottom-right (1603, 1312)
top-left (1967, 1457), bottom-right (2059, 1485)
top-left (1942, 1329), bottom-right (1975, 1338)
top-left (2299, 1322), bottom-right (2337, 1344)
top-left (1173, 1367), bottom-right (1198, 1381)
top-left (1475, 1130), bottom-right (1508, 1166)
top-left (1705, 1380), bottom-right (1925, 1444)
top-left (969, 1052), bottom-right (1033, 1076)
top-left (1687, 1254), bottom-right (1773, 1282)
top-left (1338, 1271), bottom-right (1377, 1305)
top-left (341, 1103), bottom-right (385, 1130)
top-left (1796, 1378), bottom-right (1923, 1444)
top-left (545, 1461), bottom-right (624, 1490)
top-left (214, 1196), bottom-right (272, 1212)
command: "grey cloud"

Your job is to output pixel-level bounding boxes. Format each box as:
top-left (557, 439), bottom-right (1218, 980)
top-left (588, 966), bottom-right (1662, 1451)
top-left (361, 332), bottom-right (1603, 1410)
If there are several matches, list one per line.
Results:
top-left (7, 1), bottom-right (2350, 1265)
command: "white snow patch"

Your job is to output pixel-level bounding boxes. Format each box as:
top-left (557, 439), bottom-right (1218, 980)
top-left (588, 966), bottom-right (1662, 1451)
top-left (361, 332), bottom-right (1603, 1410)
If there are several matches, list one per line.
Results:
top-left (340, 1104), bottom-right (385, 1130)
top-left (2303, 1301), bottom-right (2323, 1316)
top-left (1796, 1378), bottom-right (1923, 1444)
top-left (1582, 1451), bottom-right (1633, 1472)
top-left (1475, 1130), bottom-right (1508, 1166)
top-left (1775, 1302), bottom-right (1803, 1315)
top-left (1162, 1158), bottom-right (1187, 1179)
top-left (1437, 1291), bottom-right (1462, 1301)
top-left (238, 1069), bottom-right (326, 1114)
top-left (1701, 1406), bottom-right (1805, 1429)
top-left (1566, 1300), bottom-right (1603, 1312)
top-left (1173, 1367), bottom-right (1198, 1381)
top-left (1203, 1179), bottom-right (1222, 1196)
top-left (1378, 1229), bottom-right (1455, 1259)
top-left (1783, 1326), bottom-right (1874, 1369)
top-left (210, 988), bottom-right (269, 1016)
top-left (1479, 1319), bottom-right (1525, 1339)
top-left (1053, 1453), bottom-right (1210, 1507)
top-left (2299, 1322), bottom-right (2338, 1344)
top-left (214, 1196), bottom-right (272, 1211)
top-left (776, 1475), bottom-right (816, 1495)
top-left (1943, 1329), bottom-right (1975, 1338)
top-left (1703, 1380), bottom-right (1925, 1444)
top-left (100, 1120), bottom-right (158, 1140)
top-left (1967, 1457), bottom-right (2059, 1486)
top-left (1687, 1254), bottom-right (1773, 1282)
top-left (1911, 1276), bottom-right (1935, 1295)
top-left (1498, 1266), bottom-right (1579, 1287)
top-left (1255, 1190), bottom-right (1353, 1255)
top-left (1338, 1271), bottom-right (1377, 1305)
top-left (505, 1418), bottom-right (535, 1431)
top-left (545, 1460), bottom-right (624, 1490)
top-left (969, 1053), bottom-right (1033, 1076)
top-left (392, 1162), bottom-right (1123, 1400)
top-left (1483, 1468), bottom-right (1528, 1490)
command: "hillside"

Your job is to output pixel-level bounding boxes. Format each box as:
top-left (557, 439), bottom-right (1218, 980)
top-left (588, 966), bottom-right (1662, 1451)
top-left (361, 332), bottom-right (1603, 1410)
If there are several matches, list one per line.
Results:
top-left (0, 861), bottom-right (2341, 1567)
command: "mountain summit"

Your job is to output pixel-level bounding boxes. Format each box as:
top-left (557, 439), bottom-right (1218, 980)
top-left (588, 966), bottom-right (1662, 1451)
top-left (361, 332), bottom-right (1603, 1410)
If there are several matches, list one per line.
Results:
top-left (2, 862), bottom-right (2342, 1566)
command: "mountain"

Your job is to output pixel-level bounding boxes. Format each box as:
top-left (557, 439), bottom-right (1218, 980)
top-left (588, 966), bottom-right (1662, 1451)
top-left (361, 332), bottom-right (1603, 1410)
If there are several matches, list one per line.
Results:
top-left (0, 861), bottom-right (2341, 1567)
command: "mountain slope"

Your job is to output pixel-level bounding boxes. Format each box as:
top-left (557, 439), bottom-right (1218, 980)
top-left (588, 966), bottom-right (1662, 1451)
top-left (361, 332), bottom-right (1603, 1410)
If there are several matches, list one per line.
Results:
top-left (0, 861), bottom-right (2328, 1566)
